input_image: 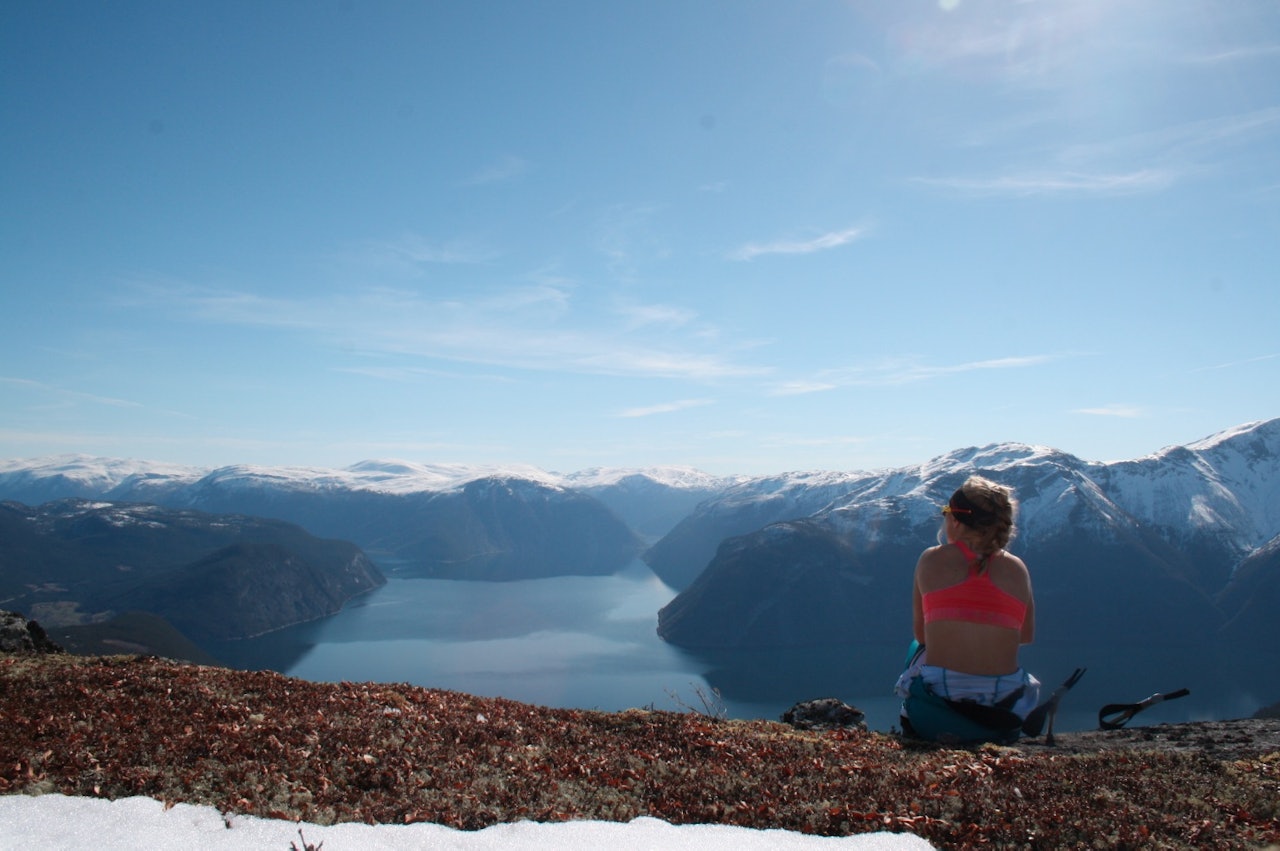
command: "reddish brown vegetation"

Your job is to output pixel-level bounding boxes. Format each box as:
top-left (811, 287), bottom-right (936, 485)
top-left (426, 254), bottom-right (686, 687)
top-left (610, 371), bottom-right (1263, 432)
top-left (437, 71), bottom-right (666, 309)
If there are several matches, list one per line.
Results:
top-left (2, 655), bottom-right (1277, 849)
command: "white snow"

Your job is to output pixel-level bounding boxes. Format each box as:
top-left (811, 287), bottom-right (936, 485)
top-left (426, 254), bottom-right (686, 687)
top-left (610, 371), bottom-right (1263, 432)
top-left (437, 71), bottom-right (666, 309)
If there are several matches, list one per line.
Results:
top-left (0, 794), bottom-right (935, 850)
top-left (562, 465), bottom-right (740, 491)
top-left (0, 454), bottom-right (206, 491)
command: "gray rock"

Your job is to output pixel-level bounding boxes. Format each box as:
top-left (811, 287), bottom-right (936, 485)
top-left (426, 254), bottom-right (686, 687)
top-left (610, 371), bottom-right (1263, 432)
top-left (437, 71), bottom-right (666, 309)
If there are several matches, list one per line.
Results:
top-left (0, 611), bottom-right (65, 655)
top-left (781, 697), bottom-right (866, 731)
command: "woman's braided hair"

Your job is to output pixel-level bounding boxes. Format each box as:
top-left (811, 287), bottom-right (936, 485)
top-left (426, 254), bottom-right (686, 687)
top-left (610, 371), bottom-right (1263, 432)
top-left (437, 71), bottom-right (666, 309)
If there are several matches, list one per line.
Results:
top-left (951, 475), bottom-right (1017, 558)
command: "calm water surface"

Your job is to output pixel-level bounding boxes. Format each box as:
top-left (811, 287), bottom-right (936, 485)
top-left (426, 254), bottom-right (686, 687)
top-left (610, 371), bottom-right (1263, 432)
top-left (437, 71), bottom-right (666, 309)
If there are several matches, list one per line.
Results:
top-left (212, 561), bottom-right (1279, 734)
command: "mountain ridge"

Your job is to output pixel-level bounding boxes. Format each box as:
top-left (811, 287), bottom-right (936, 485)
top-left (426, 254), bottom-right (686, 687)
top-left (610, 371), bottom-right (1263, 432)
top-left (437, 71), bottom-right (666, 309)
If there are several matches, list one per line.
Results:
top-left (0, 499), bottom-right (386, 645)
top-left (652, 419), bottom-right (1280, 656)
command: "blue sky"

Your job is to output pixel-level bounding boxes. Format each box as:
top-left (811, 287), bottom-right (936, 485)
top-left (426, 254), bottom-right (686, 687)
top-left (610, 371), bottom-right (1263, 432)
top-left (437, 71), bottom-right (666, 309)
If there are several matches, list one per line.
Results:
top-left (3, 1), bottom-right (1278, 476)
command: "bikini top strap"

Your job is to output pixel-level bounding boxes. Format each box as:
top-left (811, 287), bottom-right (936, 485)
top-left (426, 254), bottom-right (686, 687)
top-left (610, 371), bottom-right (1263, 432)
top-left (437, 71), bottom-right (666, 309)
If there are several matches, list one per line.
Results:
top-left (953, 539), bottom-right (979, 562)
top-left (953, 539), bottom-right (986, 574)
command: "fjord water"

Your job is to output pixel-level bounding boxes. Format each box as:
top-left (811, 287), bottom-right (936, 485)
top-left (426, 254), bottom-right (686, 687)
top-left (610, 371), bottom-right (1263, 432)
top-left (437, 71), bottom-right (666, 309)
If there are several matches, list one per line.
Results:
top-left (211, 561), bottom-right (1278, 733)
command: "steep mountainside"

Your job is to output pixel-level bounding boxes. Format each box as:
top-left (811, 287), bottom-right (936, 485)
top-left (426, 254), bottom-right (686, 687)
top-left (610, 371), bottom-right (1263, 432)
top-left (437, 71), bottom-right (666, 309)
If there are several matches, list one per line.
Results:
top-left (563, 467), bottom-right (733, 544)
top-left (657, 419), bottom-right (1279, 651)
top-left (0, 499), bottom-right (384, 643)
top-left (1216, 533), bottom-right (1280, 645)
top-left (643, 470), bottom-right (874, 590)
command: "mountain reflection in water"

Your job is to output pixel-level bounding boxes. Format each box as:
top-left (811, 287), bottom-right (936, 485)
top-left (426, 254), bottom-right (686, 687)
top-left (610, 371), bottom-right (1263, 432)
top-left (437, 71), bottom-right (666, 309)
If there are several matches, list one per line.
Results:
top-left (209, 561), bottom-right (1279, 733)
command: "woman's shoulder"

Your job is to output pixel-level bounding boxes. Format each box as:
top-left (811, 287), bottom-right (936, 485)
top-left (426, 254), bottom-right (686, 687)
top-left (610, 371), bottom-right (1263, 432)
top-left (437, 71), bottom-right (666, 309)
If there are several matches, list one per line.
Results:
top-left (916, 543), bottom-right (953, 568)
top-left (915, 544), bottom-right (966, 585)
top-left (993, 549), bottom-right (1029, 573)
top-left (990, 550), bottom-right (1032, 593)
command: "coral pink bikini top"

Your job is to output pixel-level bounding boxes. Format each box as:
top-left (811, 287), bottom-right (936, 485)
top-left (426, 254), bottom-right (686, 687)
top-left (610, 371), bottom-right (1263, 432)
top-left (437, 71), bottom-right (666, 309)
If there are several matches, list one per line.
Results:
top-left (921, 540), bottom-right (1027, 630)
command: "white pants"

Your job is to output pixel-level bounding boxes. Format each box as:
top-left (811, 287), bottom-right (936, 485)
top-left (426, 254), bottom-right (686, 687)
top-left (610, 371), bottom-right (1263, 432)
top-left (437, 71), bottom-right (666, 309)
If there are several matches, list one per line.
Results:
top-left (894, 648), bottom-right (1041, 719)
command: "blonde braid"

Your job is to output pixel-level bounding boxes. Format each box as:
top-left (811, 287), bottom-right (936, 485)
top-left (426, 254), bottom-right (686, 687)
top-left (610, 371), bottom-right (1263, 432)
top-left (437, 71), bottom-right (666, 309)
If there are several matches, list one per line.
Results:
top-left (959, 475), bottom-right (1017, 559)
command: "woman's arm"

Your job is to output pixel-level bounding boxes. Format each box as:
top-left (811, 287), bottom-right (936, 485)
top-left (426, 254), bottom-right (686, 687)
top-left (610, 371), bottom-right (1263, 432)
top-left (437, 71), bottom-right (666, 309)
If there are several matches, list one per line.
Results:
top-left (1020, 593), bottom-right (1036, 645)
top-left (1018, 559), bottom-right (1036, 645)
top-left (912, 554), bottom-right (927, 644)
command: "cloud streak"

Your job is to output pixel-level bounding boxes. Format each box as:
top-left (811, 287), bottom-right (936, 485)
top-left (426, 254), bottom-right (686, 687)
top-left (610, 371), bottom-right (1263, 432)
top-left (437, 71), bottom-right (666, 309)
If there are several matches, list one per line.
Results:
top-left (729, 225), bottom-right (869, 261)
top-left (1194, 352), bottom-right (1280, 372)
top-left (463, 154), bottom-right (528, 185)
top-left (1073, 404), bottom-right (1145, 419)
top-left (775, 355), bottom-right (1056, 393)
top-left (0, 376), bottom-right (144, 409)
top-left (920, 106), bottom-right (1280, 200)
top-left (615, 399), bottom-right (714, 418)
top-left (124, 280), bottom-right (767, 383)
top-left (913, 169), bottom-right (1175, 197)
top-left (340, 234), bottom-right (497, 277)
top-left (1185, 44), bottom-right (1280, 66)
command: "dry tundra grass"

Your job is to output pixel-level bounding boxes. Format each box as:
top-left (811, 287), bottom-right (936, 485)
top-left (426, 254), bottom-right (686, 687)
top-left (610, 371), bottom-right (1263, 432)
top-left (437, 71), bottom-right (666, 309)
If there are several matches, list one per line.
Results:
top-left (2, 654), bottom-right (1278, 849)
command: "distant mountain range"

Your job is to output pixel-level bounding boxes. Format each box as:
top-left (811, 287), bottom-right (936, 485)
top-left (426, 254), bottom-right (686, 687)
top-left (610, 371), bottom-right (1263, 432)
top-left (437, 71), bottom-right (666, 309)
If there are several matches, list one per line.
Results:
top-left (0, 460), bottom-right (727, 581)
top-left (1, 418), bottom-right (1277, 660)
top-left (0, 499), bottom-right (385, 653)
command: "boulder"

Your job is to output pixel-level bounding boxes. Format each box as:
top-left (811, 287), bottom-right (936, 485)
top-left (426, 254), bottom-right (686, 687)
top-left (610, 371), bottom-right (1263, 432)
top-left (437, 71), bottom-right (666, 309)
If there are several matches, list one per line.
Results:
top-left (0, 611), bottom-right (65, 655)
top-left (781, 697), bottom-right (867, 732)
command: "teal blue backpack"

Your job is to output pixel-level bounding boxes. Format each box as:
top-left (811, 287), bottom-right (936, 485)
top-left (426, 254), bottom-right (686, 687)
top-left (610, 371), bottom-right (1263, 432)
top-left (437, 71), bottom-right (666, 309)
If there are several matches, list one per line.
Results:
top-left (898, 641), bottom-right (1086, 745)
top-left (901, 675), bottom-right (1024, 745)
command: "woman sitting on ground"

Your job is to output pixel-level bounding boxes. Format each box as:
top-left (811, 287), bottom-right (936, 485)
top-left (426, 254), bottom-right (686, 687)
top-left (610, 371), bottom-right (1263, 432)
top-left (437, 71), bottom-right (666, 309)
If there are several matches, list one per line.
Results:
top-left (895, 475), bottom-right (1039, 741)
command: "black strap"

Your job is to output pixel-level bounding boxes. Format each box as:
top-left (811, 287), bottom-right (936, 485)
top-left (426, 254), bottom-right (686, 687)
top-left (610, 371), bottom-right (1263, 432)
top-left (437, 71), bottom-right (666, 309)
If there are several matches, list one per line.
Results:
top-left (1022, 667), bottom-right (1087, 738)
top-left (944, 697), bottom-right (1024, 733)
top-left (1099, 688), bottom-right (1190, 730)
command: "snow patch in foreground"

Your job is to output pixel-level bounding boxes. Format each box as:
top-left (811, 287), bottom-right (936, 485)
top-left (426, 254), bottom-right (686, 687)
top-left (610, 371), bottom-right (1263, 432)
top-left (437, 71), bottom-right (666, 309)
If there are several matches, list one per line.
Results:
top-left (0, 793), bottom-right (935, 850)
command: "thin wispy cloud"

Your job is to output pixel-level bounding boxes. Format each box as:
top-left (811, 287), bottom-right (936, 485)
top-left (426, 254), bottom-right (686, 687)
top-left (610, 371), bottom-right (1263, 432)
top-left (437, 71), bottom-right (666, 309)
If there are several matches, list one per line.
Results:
top-left (888, 2), bottom-right (1108, 85)
top-left (1, 376), bottom-right (144, 409)
top-left (615, 302), bottom-right (697, 329)
top-left (124, 280), bottom-right (766, 382)
top-left (760, 433), bottom-right (869, 449)
top-left (788, 355), bottom-right (1056, 390)
top-left (333, 365), bottom-right (516, 384)
top-left (1186, 44), bottom-right (1280, 65)
top-left (913, 169), bottom-right (1175, 197)
top-left (463, 154), bottom-right (528, 185)
top-left (1195, 352), bottom-right (1280, 372)
top-left (729, 225), bottom-right (869, 261)
top-left (615, 399), bottom-right (714, 418)
top-left (769, 380), bottom-right (839, 397)
top-left (122, 281), bottom-right (331, 331)
top-left (908, 105), bottom-right (1280, 203)
top-left (1074, 404), bottom-right (1145, 419)
top-left (0, 428), bottom-right (141, 449)
top-left (891, 355), bottom-right (1056, 382)
top-left (597, 203), bottom-right (670, 279)
top-left (1060, 107), bottom-right (1280, 168)
top-left (346, 234), bottom-right (496, 276)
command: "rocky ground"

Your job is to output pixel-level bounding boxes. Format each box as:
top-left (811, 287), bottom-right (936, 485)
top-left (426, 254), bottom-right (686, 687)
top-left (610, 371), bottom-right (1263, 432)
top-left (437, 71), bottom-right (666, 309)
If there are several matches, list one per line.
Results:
top-left (1015, 716), bottom-right (1280, 763)
top-left (2, 652), bottom-right (1278, 850)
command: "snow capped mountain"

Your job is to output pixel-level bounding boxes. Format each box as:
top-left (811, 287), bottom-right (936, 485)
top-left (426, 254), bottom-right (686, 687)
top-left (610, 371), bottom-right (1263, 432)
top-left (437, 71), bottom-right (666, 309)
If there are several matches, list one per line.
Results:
top-left (653, 419), bottom-right (1280, 654)
top-left (1096, 419), bottom-right (1280, 549)
top-left (0, 455), bottom-right (722, 499)
top-left (0, 454), bottom-right (206, 505)
top-left (561, 467), bottom-right (740, 542)
top-left (176, 461), bottom-right (567, 500)
top-left (2, 418), bottom-right (1275, 591)
top-left (0, 457), bottom-right (741, 568)
top-left (341, 460), bottom-right (563, 493)
top-left (562, 465), bottom-right (737, 491)
top-left (0, 457), bottom-right (663, 582)
top-left (645, 419), bottom-right (1279, 590)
